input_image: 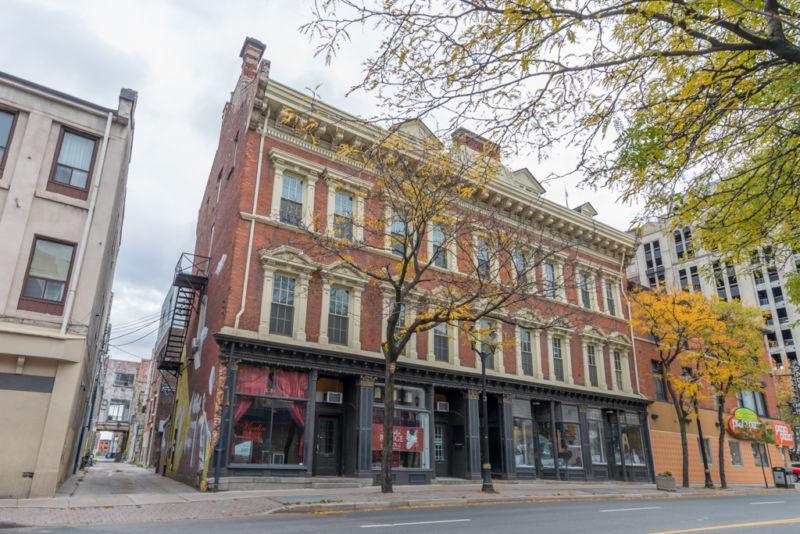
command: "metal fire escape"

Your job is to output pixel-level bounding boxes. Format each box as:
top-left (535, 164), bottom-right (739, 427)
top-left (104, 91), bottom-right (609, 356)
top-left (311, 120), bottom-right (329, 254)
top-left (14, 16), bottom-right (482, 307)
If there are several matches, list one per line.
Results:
top-left (157, 253), bottom-right (210, 375)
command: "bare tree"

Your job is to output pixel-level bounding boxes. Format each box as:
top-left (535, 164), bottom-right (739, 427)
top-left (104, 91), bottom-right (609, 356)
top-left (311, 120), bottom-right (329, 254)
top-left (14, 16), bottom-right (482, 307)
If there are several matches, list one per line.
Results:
top-left (286, 127), bottom-right (586, 492)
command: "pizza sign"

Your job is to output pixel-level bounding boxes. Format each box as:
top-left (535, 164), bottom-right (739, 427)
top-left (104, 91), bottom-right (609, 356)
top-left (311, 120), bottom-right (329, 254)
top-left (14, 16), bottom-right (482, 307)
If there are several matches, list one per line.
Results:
top-left (726, 407), bottom-right (760, 439)
top-left (372, 425), bottom-right (425, 452)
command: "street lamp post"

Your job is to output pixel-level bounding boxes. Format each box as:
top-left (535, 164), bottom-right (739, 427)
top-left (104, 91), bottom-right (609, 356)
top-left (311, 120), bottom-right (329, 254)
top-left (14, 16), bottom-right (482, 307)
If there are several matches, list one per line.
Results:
top-left (470, 327), bottom-right (498, 493)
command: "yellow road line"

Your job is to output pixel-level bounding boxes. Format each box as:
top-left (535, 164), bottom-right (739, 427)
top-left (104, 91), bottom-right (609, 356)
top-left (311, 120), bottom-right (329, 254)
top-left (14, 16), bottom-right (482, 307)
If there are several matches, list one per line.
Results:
top-left (654, 517), bottom-right (800, 533)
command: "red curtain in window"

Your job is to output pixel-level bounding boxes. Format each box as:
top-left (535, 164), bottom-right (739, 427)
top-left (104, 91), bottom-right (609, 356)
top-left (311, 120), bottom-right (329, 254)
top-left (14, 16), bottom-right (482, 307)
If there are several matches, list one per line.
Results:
top-left (234, 398), bottom-right (253, 424)
top-left (273, 369), bottom-right (308, 459)
top-left (237, 365), bottom-right (269, 395)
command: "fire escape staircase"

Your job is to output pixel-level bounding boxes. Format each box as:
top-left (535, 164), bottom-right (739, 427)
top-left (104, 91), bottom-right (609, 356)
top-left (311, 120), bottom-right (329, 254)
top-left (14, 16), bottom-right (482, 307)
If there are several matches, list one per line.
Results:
top-left (157, 253), bottom-right (210, 375)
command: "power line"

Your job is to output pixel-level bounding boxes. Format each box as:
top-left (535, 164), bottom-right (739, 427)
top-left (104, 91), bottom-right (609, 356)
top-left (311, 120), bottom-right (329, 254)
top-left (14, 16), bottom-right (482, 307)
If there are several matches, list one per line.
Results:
top-left (111, 312), bottom-right (162, 329)
top-left (110, 317), bottom-right (161, 339)
top-left (109, 325), bottom-right (160, 347)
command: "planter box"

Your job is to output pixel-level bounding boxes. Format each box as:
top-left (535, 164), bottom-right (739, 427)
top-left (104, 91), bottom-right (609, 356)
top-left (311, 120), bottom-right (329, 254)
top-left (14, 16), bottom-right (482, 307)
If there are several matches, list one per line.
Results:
top-left (656, 475), bottom-right (676, 492)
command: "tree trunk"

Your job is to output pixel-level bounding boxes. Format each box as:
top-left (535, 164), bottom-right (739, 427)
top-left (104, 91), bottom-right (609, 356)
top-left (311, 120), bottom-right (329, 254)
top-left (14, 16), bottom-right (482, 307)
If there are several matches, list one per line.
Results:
top-left (759, 445), bottom-right (769, 488)
top-left (716, 403), bottom-right (727, 488)
top-left (677, 412), bottom-right (689, 488)
top-left (664, 369), bottom-right (690, 488)
top-left (381, 360), bottom-right (396, 493)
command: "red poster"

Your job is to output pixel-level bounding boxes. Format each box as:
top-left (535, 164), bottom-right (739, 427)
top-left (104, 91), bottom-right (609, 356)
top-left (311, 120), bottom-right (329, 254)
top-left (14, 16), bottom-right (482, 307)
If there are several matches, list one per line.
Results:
top-left (772, 422), bottom-right (795, 447)
top-left (371, 424), bottom-right (425, 452)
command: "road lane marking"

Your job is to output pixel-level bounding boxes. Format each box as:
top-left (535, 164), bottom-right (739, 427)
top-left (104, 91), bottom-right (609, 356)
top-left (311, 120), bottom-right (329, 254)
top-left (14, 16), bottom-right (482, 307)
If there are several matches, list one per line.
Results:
top-left (748, 500), bottom-right (785, 505)
top-left (653, 517), bottom-right (800, 533)
top-left (360, 519), bottom-right (471, 528)
top-left (600, 506), bottom-right (661, 512)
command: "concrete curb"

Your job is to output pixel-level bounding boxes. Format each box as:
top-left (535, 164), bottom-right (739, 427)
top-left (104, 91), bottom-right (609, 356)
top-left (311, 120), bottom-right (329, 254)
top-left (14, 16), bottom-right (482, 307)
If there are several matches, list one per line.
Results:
top-left (271, 488), bottom-right (798, 515)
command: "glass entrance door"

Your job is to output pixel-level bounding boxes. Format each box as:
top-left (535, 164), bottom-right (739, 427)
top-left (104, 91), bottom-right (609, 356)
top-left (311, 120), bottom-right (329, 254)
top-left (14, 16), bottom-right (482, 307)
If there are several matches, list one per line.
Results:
top-left (434, 422), bottom-right (449, 477)
top-left (314, 415), bottom-right (341, 476)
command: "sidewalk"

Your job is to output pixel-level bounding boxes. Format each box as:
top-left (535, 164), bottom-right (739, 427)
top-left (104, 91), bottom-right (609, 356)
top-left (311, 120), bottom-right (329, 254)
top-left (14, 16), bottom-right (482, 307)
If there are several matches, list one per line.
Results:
top-left (1, 462), bottom-right (796, 528)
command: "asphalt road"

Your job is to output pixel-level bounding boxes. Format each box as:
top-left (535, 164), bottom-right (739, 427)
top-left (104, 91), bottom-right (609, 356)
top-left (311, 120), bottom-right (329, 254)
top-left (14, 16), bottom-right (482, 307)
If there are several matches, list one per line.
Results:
top-left (9, 494), bottom-right (800, 534)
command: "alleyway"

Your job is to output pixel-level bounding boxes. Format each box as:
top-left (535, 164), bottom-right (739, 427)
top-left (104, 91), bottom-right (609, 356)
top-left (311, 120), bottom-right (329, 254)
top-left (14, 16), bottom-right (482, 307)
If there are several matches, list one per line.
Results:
top-left (57, 460), bottom-right (192, 497)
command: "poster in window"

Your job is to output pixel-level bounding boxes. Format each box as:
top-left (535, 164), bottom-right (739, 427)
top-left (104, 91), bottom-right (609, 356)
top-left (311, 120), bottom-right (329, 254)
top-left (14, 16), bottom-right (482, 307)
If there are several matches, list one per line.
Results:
top-left (371, 424), bottom-right (425, 452)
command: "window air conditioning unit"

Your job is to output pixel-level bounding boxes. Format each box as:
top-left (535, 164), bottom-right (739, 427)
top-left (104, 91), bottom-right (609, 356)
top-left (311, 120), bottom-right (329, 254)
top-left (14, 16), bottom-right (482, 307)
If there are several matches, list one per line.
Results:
top-left (435, 401), bottom-right (450, 413)
top-left (324, 392), bottom-right (343, 404)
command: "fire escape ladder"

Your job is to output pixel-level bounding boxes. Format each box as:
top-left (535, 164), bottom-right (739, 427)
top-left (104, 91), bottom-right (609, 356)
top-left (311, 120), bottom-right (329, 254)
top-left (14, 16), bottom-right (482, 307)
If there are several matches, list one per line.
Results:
top-left (157, 253), bottom-right (210, 374)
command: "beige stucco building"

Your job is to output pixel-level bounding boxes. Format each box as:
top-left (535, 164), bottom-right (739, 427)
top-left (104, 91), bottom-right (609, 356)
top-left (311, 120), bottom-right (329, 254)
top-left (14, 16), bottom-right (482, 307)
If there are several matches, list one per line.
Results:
top-left (0, 71), bottom-right (136, 498)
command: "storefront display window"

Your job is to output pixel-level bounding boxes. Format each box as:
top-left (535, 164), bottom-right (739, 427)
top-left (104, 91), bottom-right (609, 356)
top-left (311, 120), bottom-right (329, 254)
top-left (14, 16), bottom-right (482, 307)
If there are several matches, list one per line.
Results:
top-left (587, 409), bottom-right (605, 464)
top-left (513, 399), bottom-right (535, 467)
top-left (230, 366), bottom-right (308, 466)
top-left (372, 385), bottom-right (430, 469)
top-left (621, 412), bottom-right (646, 466)
top-left (557, 404), bottom-right (583, 469)
top-left (537, 420), bottom-right (555, 468)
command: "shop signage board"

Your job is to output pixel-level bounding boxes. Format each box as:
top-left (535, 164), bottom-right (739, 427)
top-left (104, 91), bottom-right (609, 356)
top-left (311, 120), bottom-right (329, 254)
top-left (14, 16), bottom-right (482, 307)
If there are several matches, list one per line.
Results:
top-left (726, 407), bottom-right (760, 438)
top-left (371, 425), bottom-right (425, 452)
top-left (772, 422), bottom-right (795, 447)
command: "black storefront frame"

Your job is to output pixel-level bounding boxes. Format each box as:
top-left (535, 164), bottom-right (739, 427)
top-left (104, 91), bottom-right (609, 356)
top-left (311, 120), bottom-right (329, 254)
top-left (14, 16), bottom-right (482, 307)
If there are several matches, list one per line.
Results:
top-left (214, 334), bottom-right (653, 485)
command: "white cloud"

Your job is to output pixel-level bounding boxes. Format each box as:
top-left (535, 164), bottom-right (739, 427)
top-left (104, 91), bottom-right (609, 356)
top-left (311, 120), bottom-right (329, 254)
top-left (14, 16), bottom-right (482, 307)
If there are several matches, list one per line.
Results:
top-left (1, 0), bottom-right (640, 359)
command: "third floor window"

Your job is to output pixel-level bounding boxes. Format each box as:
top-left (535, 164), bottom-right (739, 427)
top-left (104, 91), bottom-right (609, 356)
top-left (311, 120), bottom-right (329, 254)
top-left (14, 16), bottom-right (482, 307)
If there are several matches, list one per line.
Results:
top-left (279, 174), bottom-right (303, 226)
top-left (333, 191), bottom-right (354, 240)
top-left (431, 224), bottom-right (448, 269)
top-left (643, 240), bottom-right (665, 287)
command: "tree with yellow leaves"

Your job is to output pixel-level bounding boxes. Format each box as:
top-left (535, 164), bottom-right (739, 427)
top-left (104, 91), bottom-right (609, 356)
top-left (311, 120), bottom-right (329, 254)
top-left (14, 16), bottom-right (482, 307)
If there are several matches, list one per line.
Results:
top-left (303, 1), bottom-right (800, 290)
top-left (289, 126), bottom-right (583, 493)
top-left (631, 289), bottom-right (721, 488)
top-left (699, 299), bottom-right (768, 488)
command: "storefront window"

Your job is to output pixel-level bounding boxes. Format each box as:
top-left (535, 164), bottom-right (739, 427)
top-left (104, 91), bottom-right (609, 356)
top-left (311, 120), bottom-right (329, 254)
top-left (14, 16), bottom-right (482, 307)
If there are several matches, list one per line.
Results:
top-left (372, 385), bottom-right (430, 469)
top-left (513, 399), bottom-right (535, 467)
top-left (557, 404), bottom-right (583, 469)
top-left (230, 366), bottom-right (307, 466)
top-left (621, 412), bottom-right (646, 466)
top-left (537, 420), bottom-right (555, 468)
top-left (587, 408), bottom-right (605, 464)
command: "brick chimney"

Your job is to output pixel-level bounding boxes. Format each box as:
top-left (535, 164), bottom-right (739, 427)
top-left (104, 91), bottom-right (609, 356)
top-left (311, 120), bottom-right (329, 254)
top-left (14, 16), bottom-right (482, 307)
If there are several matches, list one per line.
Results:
top-left (239, 37), bottom-right (266, 79)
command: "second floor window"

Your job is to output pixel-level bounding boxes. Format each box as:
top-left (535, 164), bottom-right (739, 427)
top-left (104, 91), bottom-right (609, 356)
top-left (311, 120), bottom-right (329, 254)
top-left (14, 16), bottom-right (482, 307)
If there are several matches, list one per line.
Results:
top-left (652, 360), bottom-right (666, 401)
top-left (328, 286), bottom-right (349, 345)
top-left (269, 274), bottom-right (296, 336)
top-left (520, 329), bottom-right (533, 376)
top-left (0, 110), bottom-right (15, 170)
top-left (280, 174), bottom-right (303, 226)
top-left (579, 272), bottom-right (592, 309)
top-left (587, 344), bottom-right (598, 387)
top-left (22, 238), bottom-right (75, 303)
top-left (544, 262), bottom-right (557, 298)
top-left (605, 280), bottom-right (616, 315)
top-left (431, 225), bottom-right (448, 269)
top-left (552, 337), bottom-right (564, 381)
top-left (737, 389), bottom-right (768, 417)
top-left (433, 323), bottom-right (449, 362)
top-left (333, 191), bottom-right (354, 240)
top-left (52, 130), bottom-right (96, 190)
top-left (613, 350), bottom-right (624, 389)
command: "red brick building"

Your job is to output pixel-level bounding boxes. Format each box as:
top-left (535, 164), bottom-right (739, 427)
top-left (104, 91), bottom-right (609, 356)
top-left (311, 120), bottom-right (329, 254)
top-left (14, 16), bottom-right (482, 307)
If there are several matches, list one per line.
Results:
top-left (156, 38), bottom-right (653, 491)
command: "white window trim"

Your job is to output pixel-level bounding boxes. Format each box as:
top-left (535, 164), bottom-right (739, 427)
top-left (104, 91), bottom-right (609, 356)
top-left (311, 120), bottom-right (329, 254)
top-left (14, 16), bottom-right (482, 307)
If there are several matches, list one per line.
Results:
top-left (581, 341), bottom-right (607, 389)
top-left (602, 275), bottom-right (621, 317)
top-left (515, 325), bottom-right (543, 380)
top-left (326, 182), bottom-right (365, 241)
top-left (610, 347), bottom-right (632, 392)
top-left (427, 224), bottom-right (458, 272)
top-left (576, 267), bottom-right (598, 310)
top-left (543, 258), bottom-right (566, 301)
top-left (258, 246), bottom-right (318, 342)
top-left (269, 149), bottom-right (321, 229)
top-left (547, 331), bottom-right (573, 384)
top-left (473, 235), bottom-right (499, 282)
top-left (429, 322), bottom-right (457, 365)
top-left (319, 262), bottom-right (367, 351)
top-left (381, 295), bottom-right (417, 359)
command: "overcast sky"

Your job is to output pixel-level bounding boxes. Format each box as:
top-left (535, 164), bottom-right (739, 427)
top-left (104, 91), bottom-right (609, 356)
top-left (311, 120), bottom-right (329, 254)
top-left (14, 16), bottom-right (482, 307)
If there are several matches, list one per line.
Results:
top-left (1, 0), bottom-right (640, 362)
